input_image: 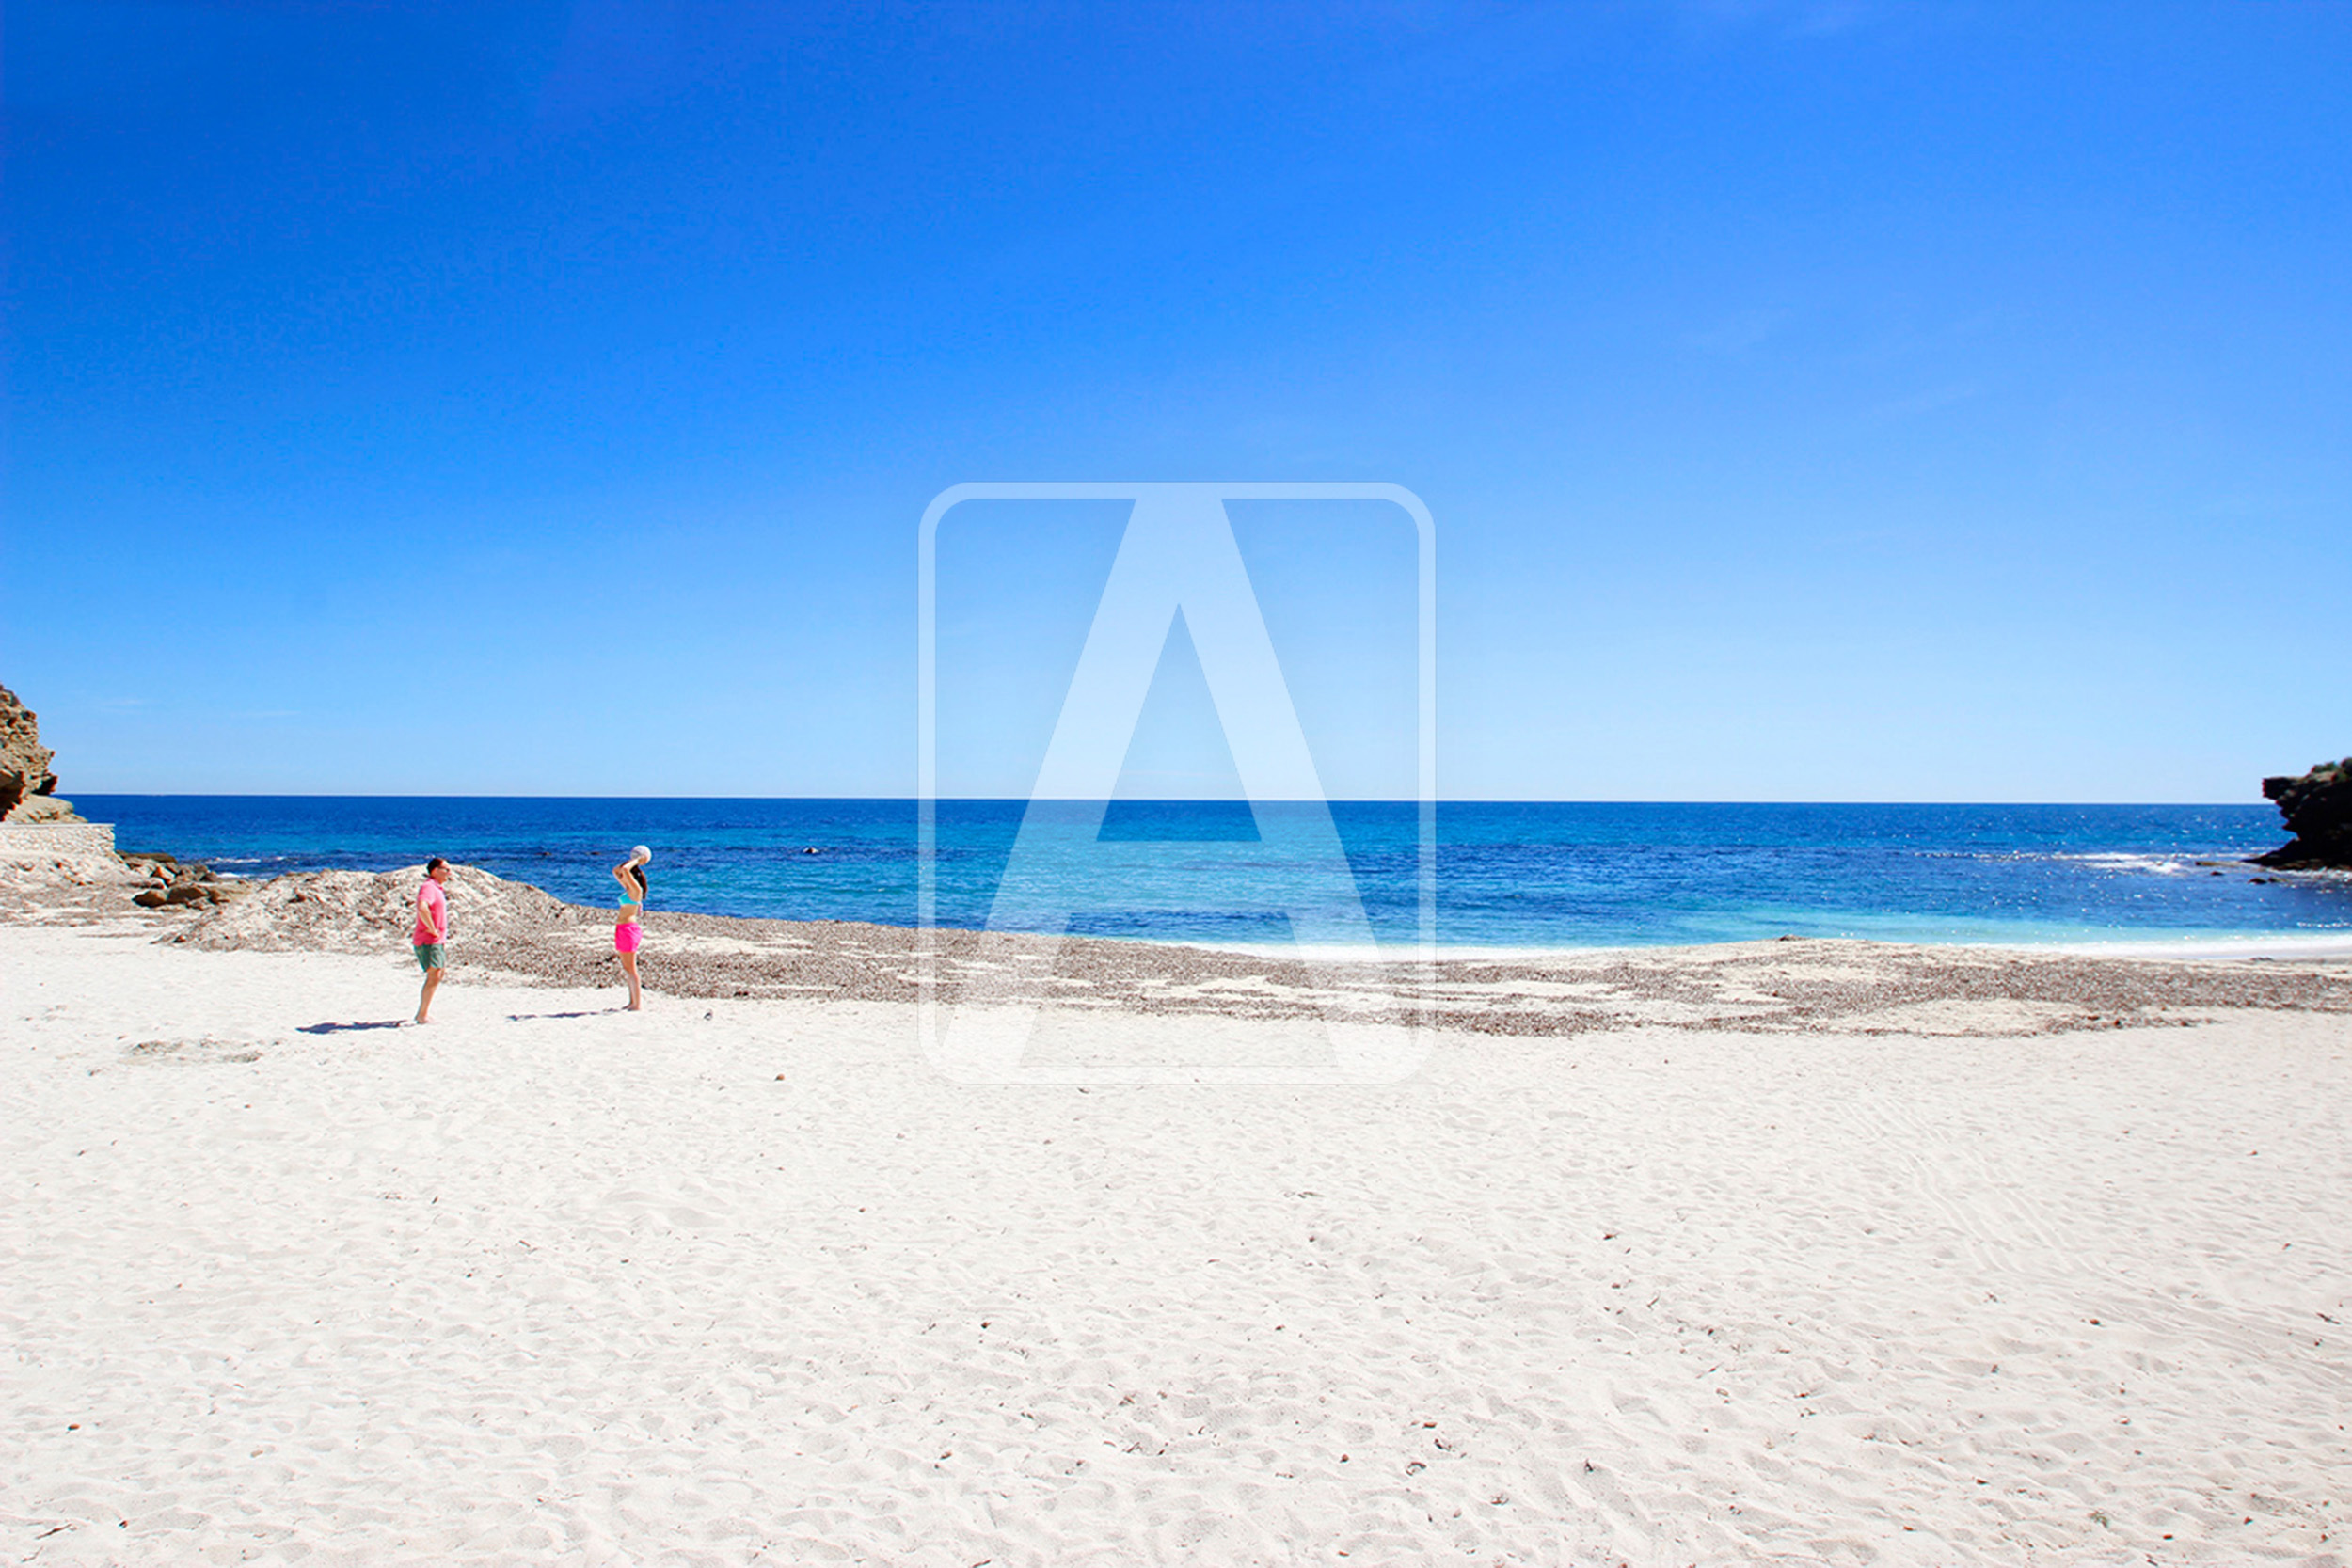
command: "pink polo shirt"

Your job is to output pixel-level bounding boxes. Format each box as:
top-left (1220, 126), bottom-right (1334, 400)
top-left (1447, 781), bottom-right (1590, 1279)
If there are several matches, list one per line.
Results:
top-left (413, 879), bottom-right (446, 946)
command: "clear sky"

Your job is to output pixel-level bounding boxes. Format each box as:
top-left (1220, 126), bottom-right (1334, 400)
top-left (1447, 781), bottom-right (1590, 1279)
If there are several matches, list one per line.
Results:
top-left (5, 1), bottom-right (2346, 801)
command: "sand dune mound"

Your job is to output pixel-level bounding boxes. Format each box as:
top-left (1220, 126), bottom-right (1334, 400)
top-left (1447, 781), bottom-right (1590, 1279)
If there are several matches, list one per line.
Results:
top-left (178, 863), bottom-right (589, 954)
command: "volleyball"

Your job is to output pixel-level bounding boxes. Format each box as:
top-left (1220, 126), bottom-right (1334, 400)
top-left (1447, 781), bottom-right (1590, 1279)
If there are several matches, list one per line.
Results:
top-left (631, 845), bottom-right (652, 863)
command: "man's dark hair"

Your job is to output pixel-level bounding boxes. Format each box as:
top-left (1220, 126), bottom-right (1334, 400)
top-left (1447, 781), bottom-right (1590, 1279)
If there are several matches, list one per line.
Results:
top-left (425, 857), bottom-right (448, 874)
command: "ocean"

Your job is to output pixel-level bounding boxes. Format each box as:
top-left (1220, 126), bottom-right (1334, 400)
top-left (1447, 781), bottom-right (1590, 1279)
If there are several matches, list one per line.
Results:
top-left (72, 796), bottom-right (2348, 953)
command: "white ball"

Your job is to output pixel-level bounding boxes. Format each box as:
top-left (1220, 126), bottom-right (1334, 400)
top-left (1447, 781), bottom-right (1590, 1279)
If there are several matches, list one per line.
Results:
top-left (631, 845), bottom-right (652, 863)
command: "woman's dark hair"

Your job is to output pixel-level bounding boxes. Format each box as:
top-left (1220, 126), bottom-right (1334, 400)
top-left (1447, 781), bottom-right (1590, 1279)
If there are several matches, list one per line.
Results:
top-left (626, 863), bottom-right (648, 898)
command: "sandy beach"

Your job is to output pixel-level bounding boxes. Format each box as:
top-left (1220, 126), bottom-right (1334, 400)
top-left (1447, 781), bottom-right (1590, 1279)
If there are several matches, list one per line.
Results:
top-left (1, 862), bottom-right (2347, 1567)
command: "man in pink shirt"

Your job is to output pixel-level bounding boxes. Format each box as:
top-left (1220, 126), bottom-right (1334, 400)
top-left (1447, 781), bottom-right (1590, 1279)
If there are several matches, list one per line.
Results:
top-left (412, 857), bottom-right (452, 1023)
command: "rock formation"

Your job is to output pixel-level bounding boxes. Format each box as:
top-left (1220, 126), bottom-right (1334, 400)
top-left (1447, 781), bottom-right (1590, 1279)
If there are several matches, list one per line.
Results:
top-left (0, 683), bottom-right (84, 822)
top-left (2252, 757), bottom-right (2352, 869)
top-left (122, 851), bottom-right (249, 911)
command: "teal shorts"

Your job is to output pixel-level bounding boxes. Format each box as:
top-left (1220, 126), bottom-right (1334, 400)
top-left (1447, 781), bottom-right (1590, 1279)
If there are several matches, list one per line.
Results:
top-left (413, 943), bottom-right (446, 973)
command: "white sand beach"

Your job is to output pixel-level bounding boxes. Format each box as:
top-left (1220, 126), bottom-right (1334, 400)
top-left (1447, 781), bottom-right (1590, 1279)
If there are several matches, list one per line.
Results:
top-left (4, 894), bottom-right (2350, 1566)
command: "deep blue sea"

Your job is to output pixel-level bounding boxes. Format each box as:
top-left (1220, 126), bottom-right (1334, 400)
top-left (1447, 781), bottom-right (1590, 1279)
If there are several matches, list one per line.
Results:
top-left (72, 796), bottom-right (2350, 952)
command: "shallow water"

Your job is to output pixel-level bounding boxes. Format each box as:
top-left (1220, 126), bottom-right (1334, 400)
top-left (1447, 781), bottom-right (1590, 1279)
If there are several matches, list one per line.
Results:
top-left (73, 796), bottom-right (2348, 950)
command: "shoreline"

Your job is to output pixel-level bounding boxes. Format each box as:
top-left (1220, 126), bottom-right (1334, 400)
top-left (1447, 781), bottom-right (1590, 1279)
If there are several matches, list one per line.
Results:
top-left (7, 832), bottom-right (2349, 1033)
top-left (17, 857), bottom-right (2340, 1040)
top-left (1170, 928), bottom-right (2352, 965)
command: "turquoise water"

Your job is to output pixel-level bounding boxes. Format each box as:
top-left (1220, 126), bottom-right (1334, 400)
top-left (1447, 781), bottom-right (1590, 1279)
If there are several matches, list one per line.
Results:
top-left (74, 796), bottom-right (2347, 951)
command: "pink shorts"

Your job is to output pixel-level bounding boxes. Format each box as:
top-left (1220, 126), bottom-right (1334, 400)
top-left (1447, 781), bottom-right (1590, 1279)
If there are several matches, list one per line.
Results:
top-left (614, 922), bottom-right (643, 955)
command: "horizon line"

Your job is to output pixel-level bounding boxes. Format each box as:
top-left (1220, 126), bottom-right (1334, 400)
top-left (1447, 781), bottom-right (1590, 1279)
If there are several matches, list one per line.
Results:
top-left (58, 791), bottom-right (2276, 808)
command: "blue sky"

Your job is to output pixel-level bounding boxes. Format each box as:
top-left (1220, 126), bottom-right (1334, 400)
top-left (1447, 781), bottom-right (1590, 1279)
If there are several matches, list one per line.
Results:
top-left (4, 1), bottom-right (2346, 800)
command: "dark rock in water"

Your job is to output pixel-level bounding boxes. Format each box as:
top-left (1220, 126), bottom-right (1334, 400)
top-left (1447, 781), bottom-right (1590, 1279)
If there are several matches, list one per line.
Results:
top-left (0, 682), bottom-right (84, 822)
top-left (2252, 757), bottom-right (2352, 868)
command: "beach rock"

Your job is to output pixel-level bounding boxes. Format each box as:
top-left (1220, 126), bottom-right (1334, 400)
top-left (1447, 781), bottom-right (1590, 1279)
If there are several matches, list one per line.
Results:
top-left (0, 682), bottom-right (83, 823)
top-left (2252, 757), bottom-right (2352, 869)
top-left (109, 851), bottom-right (247, 905)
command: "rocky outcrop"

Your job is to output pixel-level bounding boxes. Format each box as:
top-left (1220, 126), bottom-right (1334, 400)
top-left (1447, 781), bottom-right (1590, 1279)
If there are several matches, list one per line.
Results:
top-left (2252, 757), bottom-right (2352, 869)
top-left (121, 851), bottom-right (252, 911)
top-left (0, 683), bottom-right (84, 822)
top-left (0, 683), bottom-right (256, 915)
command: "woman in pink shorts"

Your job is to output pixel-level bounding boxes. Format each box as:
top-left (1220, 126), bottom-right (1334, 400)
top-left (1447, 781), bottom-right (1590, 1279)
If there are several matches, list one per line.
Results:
top-left (612, 847), bottom-right (649, 1010)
